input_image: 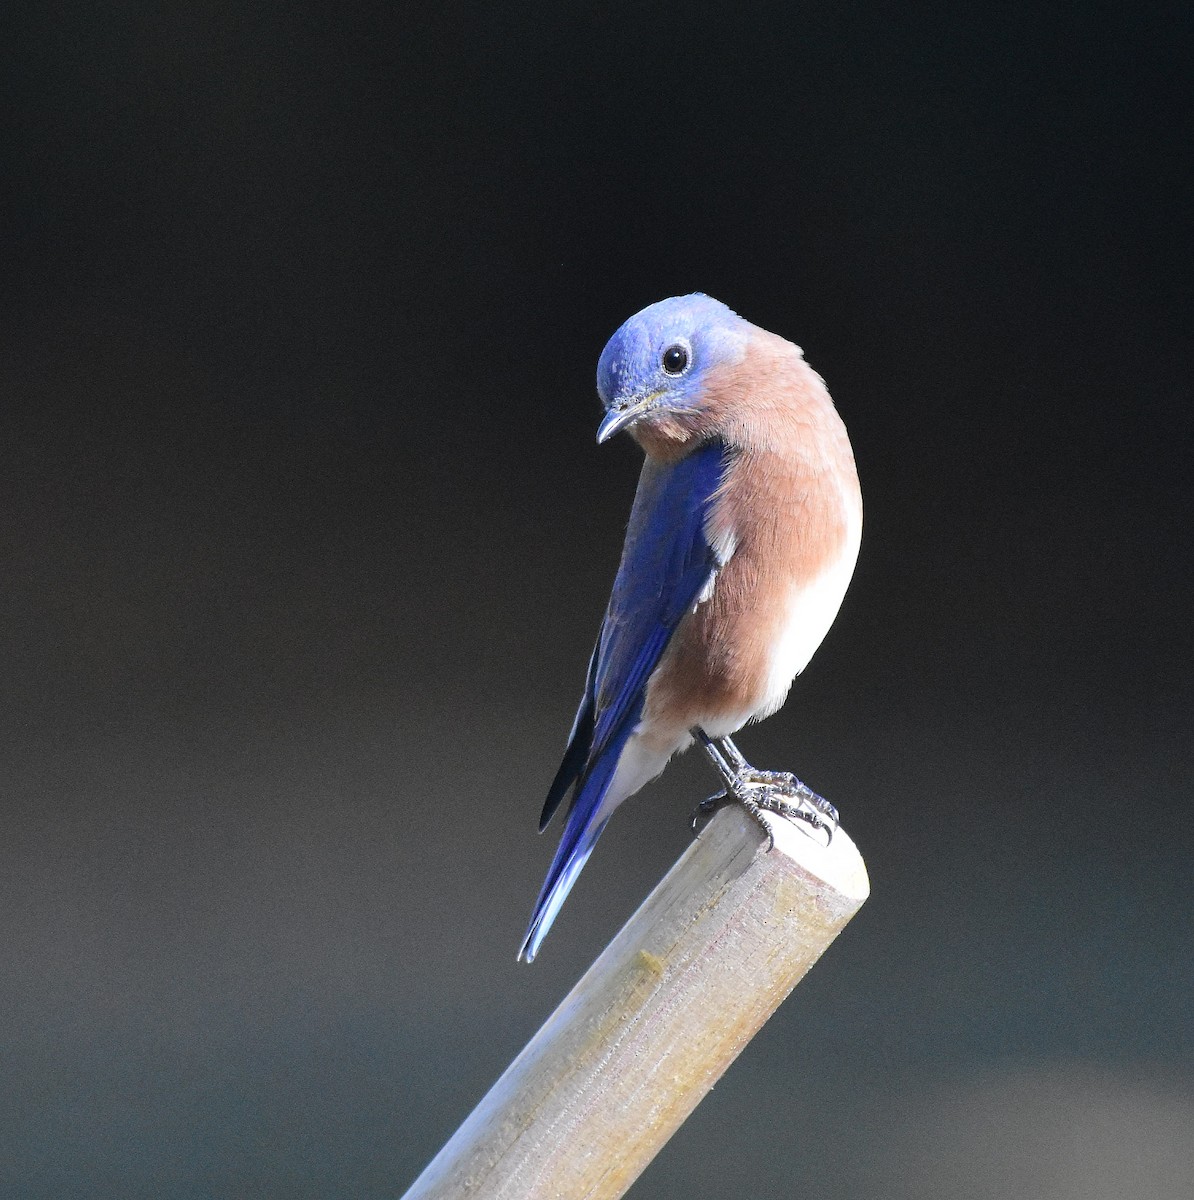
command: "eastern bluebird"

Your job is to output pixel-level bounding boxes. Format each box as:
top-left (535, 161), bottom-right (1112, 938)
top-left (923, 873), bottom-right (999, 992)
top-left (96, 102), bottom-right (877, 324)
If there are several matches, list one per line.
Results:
top-left (519, 294), bottom-right (862, 962)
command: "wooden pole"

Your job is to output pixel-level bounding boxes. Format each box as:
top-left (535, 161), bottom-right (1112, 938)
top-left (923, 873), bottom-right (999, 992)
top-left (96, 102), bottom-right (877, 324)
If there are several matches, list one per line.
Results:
top-left (402, 802), bottom-right (869, 1200)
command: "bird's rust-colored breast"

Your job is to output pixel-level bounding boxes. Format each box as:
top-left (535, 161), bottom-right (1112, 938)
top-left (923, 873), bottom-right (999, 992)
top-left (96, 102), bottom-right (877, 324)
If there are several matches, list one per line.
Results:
top-left (639, 329), bottom-right (862, 746)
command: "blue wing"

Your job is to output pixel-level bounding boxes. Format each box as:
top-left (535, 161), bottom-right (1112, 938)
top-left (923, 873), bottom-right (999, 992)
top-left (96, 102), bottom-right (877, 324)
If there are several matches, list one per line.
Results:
top-left (520, 440), bottom-right (728, 961)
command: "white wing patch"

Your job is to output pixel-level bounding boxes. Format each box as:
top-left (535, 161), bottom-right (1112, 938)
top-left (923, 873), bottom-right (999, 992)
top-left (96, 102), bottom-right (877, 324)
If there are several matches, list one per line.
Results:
top-left (694, 526), bottom-right (738, 607)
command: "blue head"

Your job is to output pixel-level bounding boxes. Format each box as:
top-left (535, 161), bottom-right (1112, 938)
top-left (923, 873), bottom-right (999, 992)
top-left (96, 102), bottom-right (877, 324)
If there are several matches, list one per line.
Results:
top-left (595, 294), bottom-right (751, 444)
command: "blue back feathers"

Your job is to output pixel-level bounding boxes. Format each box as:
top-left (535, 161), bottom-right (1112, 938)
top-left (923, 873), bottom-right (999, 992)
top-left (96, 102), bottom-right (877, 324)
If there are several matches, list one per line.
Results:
top-left (519, 439), bottom-right (728, 961)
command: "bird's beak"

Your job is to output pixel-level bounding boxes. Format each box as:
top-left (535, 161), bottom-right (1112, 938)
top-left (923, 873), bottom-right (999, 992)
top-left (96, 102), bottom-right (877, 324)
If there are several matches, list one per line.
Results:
top-left (596, 391), bottom-right (664, 444)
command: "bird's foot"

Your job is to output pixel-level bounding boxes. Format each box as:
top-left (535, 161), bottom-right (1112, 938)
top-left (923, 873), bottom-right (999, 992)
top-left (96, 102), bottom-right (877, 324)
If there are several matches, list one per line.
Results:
top-left (690, 779), bottom-right (836, 848)
top-left (693, 730), bottom-right (838, 847)
top-left (727, 767), bottom-right (838, 827)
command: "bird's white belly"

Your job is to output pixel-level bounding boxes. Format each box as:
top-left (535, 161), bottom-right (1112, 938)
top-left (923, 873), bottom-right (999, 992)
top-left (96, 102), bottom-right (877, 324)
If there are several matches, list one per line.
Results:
top-left (754, 537), bottom-right (858, 720)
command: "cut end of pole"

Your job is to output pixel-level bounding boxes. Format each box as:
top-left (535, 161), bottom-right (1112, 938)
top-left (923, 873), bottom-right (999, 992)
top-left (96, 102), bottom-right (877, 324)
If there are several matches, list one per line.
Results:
top-left (760, 806), bottom-right (870, 904)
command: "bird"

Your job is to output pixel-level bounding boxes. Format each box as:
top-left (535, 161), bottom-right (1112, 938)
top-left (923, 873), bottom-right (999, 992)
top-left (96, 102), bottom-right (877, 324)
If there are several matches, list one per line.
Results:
top-left (518, 294), bottom-right (862, 963)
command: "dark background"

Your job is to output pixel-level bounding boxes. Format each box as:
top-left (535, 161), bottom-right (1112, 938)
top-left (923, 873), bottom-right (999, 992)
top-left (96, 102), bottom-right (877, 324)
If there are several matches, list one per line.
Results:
top-left (3, 3), bottom-right (1192, 1197)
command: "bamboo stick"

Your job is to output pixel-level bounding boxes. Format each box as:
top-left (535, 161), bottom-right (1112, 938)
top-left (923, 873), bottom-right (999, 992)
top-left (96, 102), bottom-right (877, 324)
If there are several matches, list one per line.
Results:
top-left (402, 801), bottom-right (869, 1200)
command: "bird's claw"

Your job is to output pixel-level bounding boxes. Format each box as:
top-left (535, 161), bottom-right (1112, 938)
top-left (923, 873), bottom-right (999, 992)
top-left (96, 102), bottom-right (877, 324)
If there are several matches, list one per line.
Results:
top-left (745, 784), bottom-right (835, 848)
top-left (691, 789), bottom-right (730, 834)
top-left (755, 783), bottom-right (835, 846)
top-left (779, 780), bottom-right (838, 834)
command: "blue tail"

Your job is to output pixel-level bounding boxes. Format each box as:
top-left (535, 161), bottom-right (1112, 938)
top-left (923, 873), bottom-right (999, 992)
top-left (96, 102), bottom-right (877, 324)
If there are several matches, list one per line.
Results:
top-left (517, 728), bottom-right (631, 963)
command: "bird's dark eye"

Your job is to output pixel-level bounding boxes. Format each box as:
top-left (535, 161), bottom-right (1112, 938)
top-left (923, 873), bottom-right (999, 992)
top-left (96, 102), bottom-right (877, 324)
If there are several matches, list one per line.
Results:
top-left (661, 343), bottom-right (689, 375)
